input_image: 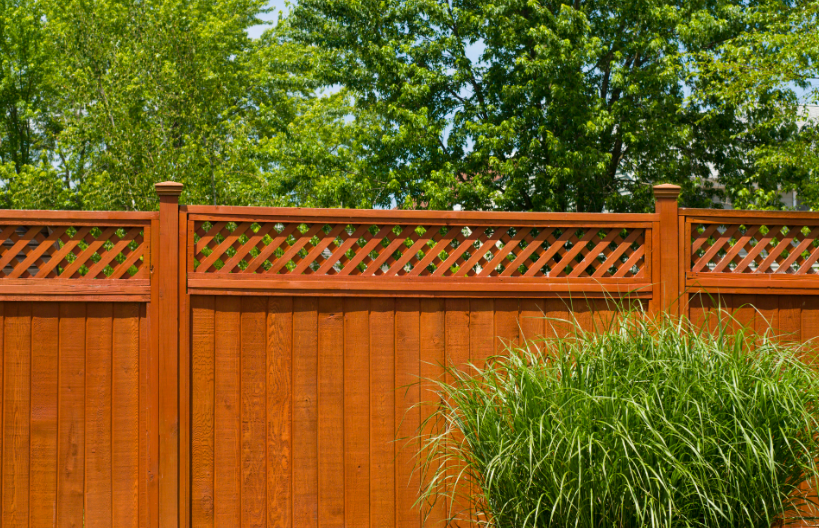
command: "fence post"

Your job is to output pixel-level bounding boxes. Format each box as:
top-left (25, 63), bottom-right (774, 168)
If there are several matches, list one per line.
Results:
top-left (155, 181), bottom-right (183, 527)
top-left (654, 184), bottom-right (681, 316)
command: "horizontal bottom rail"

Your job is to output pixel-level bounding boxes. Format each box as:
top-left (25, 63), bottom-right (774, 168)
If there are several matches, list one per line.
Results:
top-left (187, 274), bottom-right (652, 298)
top-left (0, 278), bottom-right (151, 302)
top-left (688, 273), bottom-right (819, 295)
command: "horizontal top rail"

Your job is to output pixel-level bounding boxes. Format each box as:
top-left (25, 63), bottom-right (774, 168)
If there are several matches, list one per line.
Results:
top-left (186, 205), bottom-right (658, 227)
top-left (681, 208), bottom-right (819, 222)
top-left (0, 209), bottom-right (157, 225)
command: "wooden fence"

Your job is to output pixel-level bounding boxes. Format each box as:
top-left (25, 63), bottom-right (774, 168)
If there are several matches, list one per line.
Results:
top-left (1, 182), bottom-right (818, 527)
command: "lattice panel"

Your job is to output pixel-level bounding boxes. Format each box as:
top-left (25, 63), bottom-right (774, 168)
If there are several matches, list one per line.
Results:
top-left (690, 223), bottom-right (819, 274)
top-left (0, 225), bottom-right (149, 279)
top-left (192, 221), bottom-right (646, 278)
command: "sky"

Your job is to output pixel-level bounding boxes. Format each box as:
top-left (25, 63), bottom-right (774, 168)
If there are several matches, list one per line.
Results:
top-left (247, 0), bottom-right (289, 39)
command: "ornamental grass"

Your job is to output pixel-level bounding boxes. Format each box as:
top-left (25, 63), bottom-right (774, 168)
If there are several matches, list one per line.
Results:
top-left (418, 310), bottom-right (819, 527)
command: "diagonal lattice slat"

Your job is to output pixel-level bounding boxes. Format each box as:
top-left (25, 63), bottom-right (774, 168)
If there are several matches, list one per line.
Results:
top-left (690, 223), bottom-right (819, 274)
top-left (0, 225), bottom-right (148, 279)
top-left (192, 221), bottom-right (647, 279)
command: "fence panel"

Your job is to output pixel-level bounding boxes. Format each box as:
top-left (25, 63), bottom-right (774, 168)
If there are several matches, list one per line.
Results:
top-left (187, 295), bottom-right (633, 528)
top-left (6, 183), bottom-right (819, 527)
top-left (0, 301), bottom-right (153, 527)
top-left (0, 210), bottom-right (159, 528)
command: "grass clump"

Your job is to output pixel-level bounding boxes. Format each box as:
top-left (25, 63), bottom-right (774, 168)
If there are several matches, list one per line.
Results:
top-left (420, 312), bottom-right (819, 527)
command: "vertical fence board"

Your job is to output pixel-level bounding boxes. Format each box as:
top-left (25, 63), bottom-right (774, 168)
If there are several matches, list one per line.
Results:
top-left (86, 303), bottom-right (113, 528)
top-left (688, 293), bottom-right (705, 332)
top-left (240, 297), bottom-right (267, 528)
top-left (572, 299), bottom-right (593, 333)
top-left (542, 299), bottom-right (573, 339)
top-left (469, 299), bottom-right (493, 371)
top-left (113, 303), bottom-right (141, 528)
top-left (292, 297), bottom-right (318, 528)
top-left (214, 297), bottom-right (241, 526)
top-left (343, 298), bottom-right (370, 528)
top-left (444, 299), bottom-right (469, 527)
top-left (0, 302), bottom-right (3, 527)
top-left (395, 299), bottom-right (420, 528)
top-left (3, 302), bottom-right (31, 527)
top-left (57, 303), bottom-right (85, 528)
top-left (469, 299), bottom-right (493, 524)
top-left (731, 295), bottom-right (756, 333)
top-left (0, 302), bottom-right (3, 525)
top-left (494, 299), bottom-right (519, 354)
top-left (191, 296), bottom-right (215, 527)
top-left (754, 296), bottom-right (779, 337)
top-left (267, 296), bottom-right (293, 528)
top-left (519, 299), bottom-right (545, 348)
top-left (138, 304), bottom-right (149, 528)
top-left (419, 299), bottom-right (446, 527)
top-left (780, 296), bottom-right (802, 344)
top-left (30, 303), bottom-right (59, 528)
top-left (801, 296), bottom-right (819, 363)
top-left (318, 297), bottom-right (344, 528)
top-left (369, 298), bottom-right (395, 528)
top-left (591, 299), bottom-right (618, 332)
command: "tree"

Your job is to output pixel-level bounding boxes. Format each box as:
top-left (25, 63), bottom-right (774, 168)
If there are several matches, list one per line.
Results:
top-left (0, 0), bottom-right (349, 210)
top-left (694, 0), bottom-right (819, 210)
top-left (0, 0), bottom-right (73, 209)
top-left (289, 0), bottom-right (819, 212)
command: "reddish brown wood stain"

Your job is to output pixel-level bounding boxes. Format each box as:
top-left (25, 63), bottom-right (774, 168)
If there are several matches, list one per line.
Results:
top-left (4, 188), bottom-right (819, 527)
top-left (0, 302), bottom-right (149, 527)
top-left (186, 295), bottom-right (636, 527)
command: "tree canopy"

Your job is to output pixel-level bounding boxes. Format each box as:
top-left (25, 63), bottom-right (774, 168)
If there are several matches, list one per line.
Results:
top-left (0, 0), bottom-right (339, 209)
top-left (0, 0), bottom-right (817, 211)
top-left (289, 0), bottom-right (819, 212)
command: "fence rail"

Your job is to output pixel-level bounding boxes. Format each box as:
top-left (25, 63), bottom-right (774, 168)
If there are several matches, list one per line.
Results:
top-left (1, 183), bottom-right (818, 527)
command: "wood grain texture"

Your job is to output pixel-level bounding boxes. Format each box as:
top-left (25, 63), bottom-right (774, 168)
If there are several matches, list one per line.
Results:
top-left (113, 303), bottom-right (141, 528)
top-left (369, 298), bottom-right (396, 528)
top-left (754, 295), bottom-right (780, 338)
top-left (85, 303), bottom-right (113, 528)
top-left (138, 304), bottom-right (150, 528)
top-left (731, 295), bottom-right (756, 334)
top-left (240, 297), bottom-right (267, 528)
top-left (419, 299), bottom-right (446, 527)
top-left (0, 303), bottom-right (3, 528)
top-left (157, 190), bottom-right (180, 528)
top-left (444, 299), bottom-right (470, 527)
top-left (267, 296), bottom-right (292, 528)
top-left (469, 299), bottom-right (494, 370)
top-left (214, 296), bottom-right (242, 526)
top-left (395, 299), bottom-right (421, 528)
top-left (3, 302), bottom-right (31, 527)
top-left (191, 296), bottom-right (215, 527)
top-left (519, 299), bottom-right (545, 350)
top-left (30, 303), bottom-right (58, 528)
top-left (318, 297), bottom-right (344, 528)
top-left (344, 298), bottom-right (370, 528)
top-left (801, 296), bottom-right (819, 364)
top-left (494, 298), bottom-right (519, 354)
top-left (780, 296), bottom-right (802, 343)
top-left (292, 297), bottom-right (318, 528)
top-left (57, 304), bottom-right (85, 528)
top-left (181, 292), bottom-right (819, 528)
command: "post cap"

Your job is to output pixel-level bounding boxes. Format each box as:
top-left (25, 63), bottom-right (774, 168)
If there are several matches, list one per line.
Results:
top-left (653, 184), bottom-right (681, 200)
top-left (155, 181), bottom-right (184, 196)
